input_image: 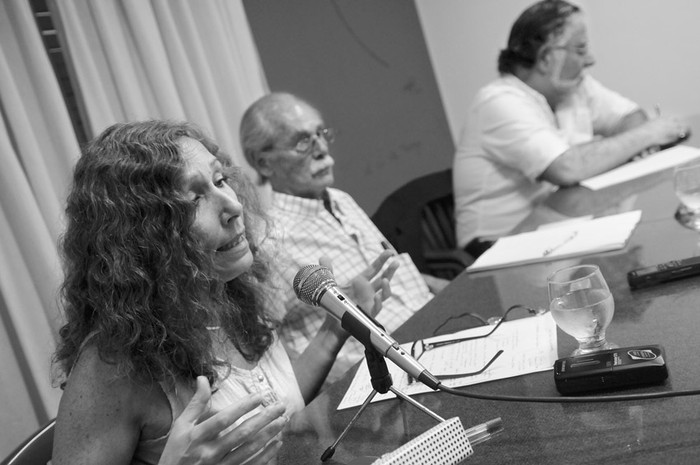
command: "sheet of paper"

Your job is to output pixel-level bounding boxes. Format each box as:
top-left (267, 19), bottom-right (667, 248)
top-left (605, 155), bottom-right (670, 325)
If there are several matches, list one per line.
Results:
top-left (466, 210), bottom-right (641, 272)
top-left (580, 145), bottom-right (700, 190)
top-left (337, 312), bottom-right (558, 410)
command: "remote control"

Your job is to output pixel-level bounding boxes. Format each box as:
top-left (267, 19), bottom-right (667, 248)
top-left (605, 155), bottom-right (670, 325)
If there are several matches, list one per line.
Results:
top-left (627, 256), bottom-right (700, 289)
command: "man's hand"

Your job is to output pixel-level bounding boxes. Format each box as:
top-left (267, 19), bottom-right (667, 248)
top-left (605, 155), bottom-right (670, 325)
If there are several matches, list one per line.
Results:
top-left (641, 116), bottom-right (691, 149)
top-left (317, 250), bottom-right (396, 340)
top-left (320, 249), bottom-right (397, 318)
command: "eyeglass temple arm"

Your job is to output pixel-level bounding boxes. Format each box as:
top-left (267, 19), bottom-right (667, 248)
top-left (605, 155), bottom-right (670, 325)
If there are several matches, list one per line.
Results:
top-left (424, 305), bottom-right (541, 350)
top-left (435, 350), bottom-right (505, 380)
top-left (425, 320), bottom-right (504, 350)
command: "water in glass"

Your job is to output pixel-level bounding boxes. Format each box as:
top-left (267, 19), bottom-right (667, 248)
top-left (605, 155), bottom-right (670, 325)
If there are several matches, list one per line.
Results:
top-left (548, 264), bottom-right (616, 355)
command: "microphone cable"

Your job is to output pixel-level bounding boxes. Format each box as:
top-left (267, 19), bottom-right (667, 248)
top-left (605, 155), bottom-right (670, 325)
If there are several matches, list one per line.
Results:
top-left (436, 383), bottom-right (700, 403)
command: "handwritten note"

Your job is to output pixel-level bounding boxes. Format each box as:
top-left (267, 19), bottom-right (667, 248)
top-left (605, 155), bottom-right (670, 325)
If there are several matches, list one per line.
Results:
top-left (337, 312), bottom-right (558, 410)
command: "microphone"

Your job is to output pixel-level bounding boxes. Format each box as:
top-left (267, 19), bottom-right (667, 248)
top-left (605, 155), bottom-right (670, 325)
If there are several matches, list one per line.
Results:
top-left (293, 264), bottom-right (440, 390)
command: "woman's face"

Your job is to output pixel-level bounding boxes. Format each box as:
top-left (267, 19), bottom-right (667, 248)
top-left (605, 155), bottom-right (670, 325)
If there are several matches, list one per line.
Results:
top-left (179, 137), bottom-right (253, 282)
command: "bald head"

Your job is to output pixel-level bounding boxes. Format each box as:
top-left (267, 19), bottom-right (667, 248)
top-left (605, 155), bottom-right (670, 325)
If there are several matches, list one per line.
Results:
top-left (240, 93), bottom-right (316, 170)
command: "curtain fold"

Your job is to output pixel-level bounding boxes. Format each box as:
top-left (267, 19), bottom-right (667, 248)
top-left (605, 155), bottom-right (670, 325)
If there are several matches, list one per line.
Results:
top-left (0, 0), bottom-right (76, 441)
top-left (55, 0), bottom-right (269, 176)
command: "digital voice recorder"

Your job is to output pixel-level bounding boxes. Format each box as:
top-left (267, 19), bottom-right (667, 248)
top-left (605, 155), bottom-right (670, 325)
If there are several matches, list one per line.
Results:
top-left (553, 345), bottom-right (668, 395)
top-left (627, 256), bottom-right (700, 290)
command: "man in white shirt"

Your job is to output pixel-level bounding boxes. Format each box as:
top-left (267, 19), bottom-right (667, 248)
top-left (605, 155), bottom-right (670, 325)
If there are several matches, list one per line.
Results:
top-left (453, 0), bottom-right (690, 258)
top-left (240, 92), bottom-right (449, 381)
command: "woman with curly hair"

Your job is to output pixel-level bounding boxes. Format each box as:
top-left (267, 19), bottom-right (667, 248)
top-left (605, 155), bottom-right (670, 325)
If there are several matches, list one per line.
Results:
top-left (51, 120), bottom-right (391, 464)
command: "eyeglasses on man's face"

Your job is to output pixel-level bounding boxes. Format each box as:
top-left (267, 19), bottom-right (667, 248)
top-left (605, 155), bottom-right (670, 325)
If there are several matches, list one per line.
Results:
top-left (266, 127), bottom-right (336, 156)
top-left (549, 43), bottom-right (591, 58)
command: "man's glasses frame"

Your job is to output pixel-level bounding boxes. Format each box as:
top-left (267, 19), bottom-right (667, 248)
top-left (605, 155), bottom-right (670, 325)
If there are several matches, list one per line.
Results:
top-left (264, 127), bottom-right (335, 156)
top-left (548, 43), bottom-right (590, 58)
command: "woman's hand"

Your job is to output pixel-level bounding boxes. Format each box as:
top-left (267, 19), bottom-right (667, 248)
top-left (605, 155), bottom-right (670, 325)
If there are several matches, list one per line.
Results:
top-left (159, 376), bottom-right (288, 464)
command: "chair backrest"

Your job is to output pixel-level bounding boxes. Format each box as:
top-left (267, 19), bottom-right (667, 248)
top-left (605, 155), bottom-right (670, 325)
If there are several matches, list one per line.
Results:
top-left (372, 169), bottom-right (471, 279)
top-left (0, 419), bottom-right (55, 465)
top-left (421, 189), bottom-right (457, 252)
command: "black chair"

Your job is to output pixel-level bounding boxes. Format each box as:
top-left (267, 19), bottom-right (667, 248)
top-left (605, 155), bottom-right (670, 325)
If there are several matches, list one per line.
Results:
top-left (372, 169), bottom-right (473, 280)
top-left (0, 419), bottom-right (55, 465)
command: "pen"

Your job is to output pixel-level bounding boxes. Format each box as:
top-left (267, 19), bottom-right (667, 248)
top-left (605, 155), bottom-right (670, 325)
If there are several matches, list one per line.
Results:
top-left (464, 417), bottom-right (504, 446)
top-left (542, 231), bottom-right (578, 257)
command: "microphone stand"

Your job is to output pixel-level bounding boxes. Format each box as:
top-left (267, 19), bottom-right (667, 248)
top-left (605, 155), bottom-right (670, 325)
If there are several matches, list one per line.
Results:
top-left (321, 346), bottom-right (445, 462)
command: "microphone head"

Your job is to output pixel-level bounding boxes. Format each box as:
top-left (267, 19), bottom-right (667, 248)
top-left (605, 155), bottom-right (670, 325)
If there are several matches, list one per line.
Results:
top-left (293, 264), bottom-right (337, 306)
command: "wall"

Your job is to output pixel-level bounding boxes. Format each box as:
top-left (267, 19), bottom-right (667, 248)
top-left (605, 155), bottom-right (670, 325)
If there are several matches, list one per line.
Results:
top-left (416, 0), bottom-right (700, 142)
top-left (243, 0), bottom-right (454, 214)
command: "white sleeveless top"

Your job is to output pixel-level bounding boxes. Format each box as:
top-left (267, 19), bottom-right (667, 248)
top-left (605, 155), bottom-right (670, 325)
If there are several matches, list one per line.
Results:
top-left (133, 335), bottom-right (304, 464)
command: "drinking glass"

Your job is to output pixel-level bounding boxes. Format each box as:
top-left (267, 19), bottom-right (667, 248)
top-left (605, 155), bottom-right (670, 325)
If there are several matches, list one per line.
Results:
top-left (547, 264), bottom-right (617, 356)
top-left (674, 162), bottom-right (700, 231)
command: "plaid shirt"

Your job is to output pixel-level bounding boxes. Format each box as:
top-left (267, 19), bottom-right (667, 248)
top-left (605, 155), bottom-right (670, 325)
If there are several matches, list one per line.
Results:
top-left (266, 188), bottom-right (433, 382)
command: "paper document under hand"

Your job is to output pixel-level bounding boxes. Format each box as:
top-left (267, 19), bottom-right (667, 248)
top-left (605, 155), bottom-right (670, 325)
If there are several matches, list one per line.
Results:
top-left (581, 145), bottom-right (700, 190)
top-left (337, 312), bottom-right (557, 410)
top-left (466, 210), bottom-right (642, 272)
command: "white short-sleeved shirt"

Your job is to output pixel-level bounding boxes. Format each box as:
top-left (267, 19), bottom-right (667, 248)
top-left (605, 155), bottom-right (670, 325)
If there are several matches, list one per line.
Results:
top-left (453, 74), bottom-right (639, 248)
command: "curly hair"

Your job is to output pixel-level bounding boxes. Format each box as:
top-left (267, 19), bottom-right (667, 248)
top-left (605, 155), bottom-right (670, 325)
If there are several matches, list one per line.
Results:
top-left (53, 120), bottom-right (277, 388)
top-left (497, 0), bottom-right (580, 74)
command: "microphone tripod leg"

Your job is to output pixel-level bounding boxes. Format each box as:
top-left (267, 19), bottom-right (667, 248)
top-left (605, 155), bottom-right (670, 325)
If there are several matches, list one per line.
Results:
top-left (321, 347), bottom-right (443, 462)
top-left (389, 386), bottom-right (444, 423)
top-left (321, 388), bottom-right (379, 462)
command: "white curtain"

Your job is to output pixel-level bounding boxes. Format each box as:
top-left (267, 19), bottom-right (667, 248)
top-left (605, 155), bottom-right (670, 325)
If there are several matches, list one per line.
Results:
top-left (0, 0), bottom-right (76, 450)
top-left (53, 0), bottom-right (268, 176)
top-left (0, 0), bottom-right (268, 451)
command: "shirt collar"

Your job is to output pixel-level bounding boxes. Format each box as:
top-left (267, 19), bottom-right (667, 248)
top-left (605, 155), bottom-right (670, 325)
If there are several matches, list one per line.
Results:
top-left (271, 189), bottom-right (340, 217)
top-left (501, 74), bottom-right (551, 108)
top-left (501, 73), bottom-right (588, 111)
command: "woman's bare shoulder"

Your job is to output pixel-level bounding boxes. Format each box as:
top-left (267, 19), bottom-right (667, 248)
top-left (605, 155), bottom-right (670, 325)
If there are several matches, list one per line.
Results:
top-left (64, 345), bottom-right (164, 414)
top-left (52, 345), bottom-right (171, 464)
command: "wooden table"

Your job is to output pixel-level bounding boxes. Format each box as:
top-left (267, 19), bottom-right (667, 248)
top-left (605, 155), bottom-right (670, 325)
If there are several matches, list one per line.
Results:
top-left (279, 152), bottom-right (700, 464)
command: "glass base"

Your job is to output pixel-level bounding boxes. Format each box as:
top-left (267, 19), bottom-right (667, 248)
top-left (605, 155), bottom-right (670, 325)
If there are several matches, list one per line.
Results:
top-left (571, 340), bottom-right (618, 356)
top-left (675, 204), bottom-right (700, 231)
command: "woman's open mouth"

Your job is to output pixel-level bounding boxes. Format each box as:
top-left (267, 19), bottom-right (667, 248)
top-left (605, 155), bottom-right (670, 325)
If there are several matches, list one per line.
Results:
top-left (217, 233), bottom-right (244, 252)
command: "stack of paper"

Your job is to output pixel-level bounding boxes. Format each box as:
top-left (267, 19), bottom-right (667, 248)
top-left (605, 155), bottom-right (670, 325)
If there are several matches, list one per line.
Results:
top-left (466, 210), bottom-right (642, 272)
top-left (580, 145), bottom-right (700, 190)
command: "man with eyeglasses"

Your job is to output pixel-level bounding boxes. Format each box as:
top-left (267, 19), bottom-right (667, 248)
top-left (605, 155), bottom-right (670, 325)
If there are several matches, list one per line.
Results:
top-left (453, 0), bottom-right (691, 259)
top-left (240, 92), bottom-right (448, 382)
